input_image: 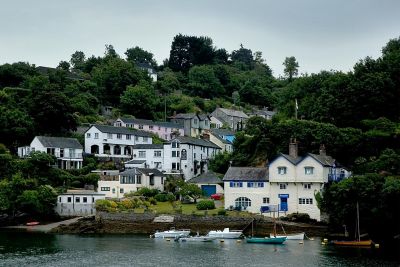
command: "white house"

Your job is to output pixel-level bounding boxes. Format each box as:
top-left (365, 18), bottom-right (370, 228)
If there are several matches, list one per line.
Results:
top-left (84, 124), bottom-right (153, 159)
top-left (18, 136), bottom-right (83, 170)
top-left (98, 168), bottom-right (165, 198)
top-left (187, 171), bottom-right (224, 197)
top-left (163, 136), bottom-right (221, 180)
top-left (55, 190), bottom-right (105, 216)
top-left (113, 118), bottom-right (184, 141)
top-left (223, 167), bottom-right (269, 213)
top-left (222, 142), bottom-right (350, 221)
top-left (130, 144), bottom-right (164, 170)
top-left (136, 62), bottom-right (157, 81)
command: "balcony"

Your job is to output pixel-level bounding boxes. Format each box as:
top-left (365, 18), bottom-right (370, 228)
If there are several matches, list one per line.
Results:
top-left (54, 152), bottom-right (83, 159)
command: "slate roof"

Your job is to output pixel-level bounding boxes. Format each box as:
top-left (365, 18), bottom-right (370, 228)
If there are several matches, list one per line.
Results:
top-left (307, 153), bottom-right (335, 167)
top-left (120, 167), bottom-right (164, 176)
top-left (223, 167), bottom-right (269, 181)
top-left (211, 128), bottom-right (235, 136)
top-left (187, 171), bottom-right (223, 184)
top-left (118, 118), bottom-right (183, 129)
top-left (280, 153), bottom-right (303, 165)
top-left (133, 144), bottom-right (164, 149)
top-left (36, 136), bottom-right (82, 149)
top-left (124, 159), bottom-right (146, 165)
top-left (171, 113), bottom-right (197, 119)
top-left (211, 133), bottom-right (232, 145)
top-left (252, 109), bottom-right (276, 117)
top-left (138, 168), bottom-right (165, 176)
top-left (91, 125), bottom-right (153, 137)
top-left (170, 136), bottom-right (221, 149)
top-left (197, 114), bottom-right (209, 121)
top-left (217, 108), bottom-right (249, 119)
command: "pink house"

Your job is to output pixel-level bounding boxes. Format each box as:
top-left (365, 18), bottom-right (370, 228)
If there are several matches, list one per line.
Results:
top-left (114, 118), bottom-right (184, 141)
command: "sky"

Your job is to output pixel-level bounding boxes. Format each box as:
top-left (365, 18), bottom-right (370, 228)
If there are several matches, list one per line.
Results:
top-left (1, 0), bottom-right (400, 76)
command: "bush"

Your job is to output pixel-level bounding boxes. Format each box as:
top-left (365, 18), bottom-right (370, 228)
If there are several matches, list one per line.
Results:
top-left (196, 200), bottom-right (215, 210)
top-left (148, 197), bottom-right (157, 205)
top-left (95, 199), bottom-right (117, 212)
top-left (166, 193), bottom-right (176, 202)
top-left (154, 193), bottom-right (168, 202)
top-left (217, 209), bottom-right (227, 216)
top-left (135, 187), bottom-right (159, 198)
top-left (281, 213), bottom-right (316, 223)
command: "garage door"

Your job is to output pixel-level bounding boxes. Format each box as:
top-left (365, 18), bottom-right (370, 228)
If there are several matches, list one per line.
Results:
top-left (201, 185), bottom-right (216, 197)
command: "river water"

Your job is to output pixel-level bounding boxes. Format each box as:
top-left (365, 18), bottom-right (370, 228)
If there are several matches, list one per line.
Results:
top-left (0, 231), bottom-right (399, 267)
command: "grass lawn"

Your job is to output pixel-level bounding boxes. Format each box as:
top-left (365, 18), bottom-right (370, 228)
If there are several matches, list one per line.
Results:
top-left (133, 200), bottom-right (254, 217)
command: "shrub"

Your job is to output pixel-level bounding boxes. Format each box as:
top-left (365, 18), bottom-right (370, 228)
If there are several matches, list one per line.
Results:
top-left (154, 193), bottom-right (168, 202)
top-left (120, 199), bottom-right (134, 210)
top-left (166, 193), bottom-right (176, 202)
top-left (196, 200), bottom-right (215, 210)
top-left (148, 197), bottom-right (157, 205)
top-left (217, 209), bottom-right (227, 216)
top-left (281, 213), bottom-right (316, 223)
top-left (95, 199), bottom-right (117, 212)
top-left (135, 187), bottom-right (159, 198)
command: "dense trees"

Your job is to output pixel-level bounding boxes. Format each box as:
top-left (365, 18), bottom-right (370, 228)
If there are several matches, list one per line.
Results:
top-left (283, 56), bottom-right (299, 81)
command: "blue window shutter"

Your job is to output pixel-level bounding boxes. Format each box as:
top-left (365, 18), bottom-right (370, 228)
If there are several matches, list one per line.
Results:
top-left (230, 181), bottom-right (233, 187)
top-left (240, 182), bottom-right (243, 187)
top-left (247, 182), bottom-right (251, 187)
top-left (260, 182), bottom-right (264, 187)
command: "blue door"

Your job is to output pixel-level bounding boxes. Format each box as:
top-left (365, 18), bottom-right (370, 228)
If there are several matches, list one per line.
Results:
top-left (201, 185), bottom-right (216, 197)
top-left (280, 197), bottom-right (288, 211)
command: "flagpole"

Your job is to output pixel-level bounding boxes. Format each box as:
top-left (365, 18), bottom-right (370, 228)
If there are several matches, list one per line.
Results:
top-left (295, 99), bottom-right (298, 120)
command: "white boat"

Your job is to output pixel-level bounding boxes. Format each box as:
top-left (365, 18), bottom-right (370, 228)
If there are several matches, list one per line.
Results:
top-left (153, 228), bottom-right (191, 238)
top-left (270, 232), bottom-right (305, 240)
top-left (207, 228), bottom-right (243, 239)
top-left (178, 236), bottom-right (216, 242)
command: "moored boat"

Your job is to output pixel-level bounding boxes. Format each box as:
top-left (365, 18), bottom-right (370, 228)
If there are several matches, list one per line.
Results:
top-left (178, 236), bottom-right (216, 242)
top-left (246, 237), bottom-right (287, 244)
top-left (153, 228), bottom-right (191, 238)
top-left (26, 221), bottom-right (40, 226)
top-left (207, 228), bottom-right (243, 239)
top-left (331, 240), bottom-right (373, 247)
top-left (270, 232), bottom-right (305, 240)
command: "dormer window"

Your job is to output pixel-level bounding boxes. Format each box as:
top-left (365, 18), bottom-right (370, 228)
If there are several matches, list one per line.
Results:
top-left (305, 167), bottom-right (314, 175)
top-left (278, 167), bottom-right (287, 175)
top-left (172, 142), bottom-right (180, 148)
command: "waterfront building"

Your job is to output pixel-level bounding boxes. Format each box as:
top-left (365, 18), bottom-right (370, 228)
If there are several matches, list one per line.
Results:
top-left (131, 144), bottom-right (164, 170)
top-left (55, 190), bottom-right (105, 216)
top-left (187, 171), bottom-right (224, 197)
top-left (210, 108), bottom-right (249, 131)
top-left (98, 167), bottom-right (165, 198)
top-left (18, 136), bottom-right (83, 170)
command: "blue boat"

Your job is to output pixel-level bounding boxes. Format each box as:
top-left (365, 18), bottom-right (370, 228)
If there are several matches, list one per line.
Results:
top-left (246, 236), bottom-right (287, 244)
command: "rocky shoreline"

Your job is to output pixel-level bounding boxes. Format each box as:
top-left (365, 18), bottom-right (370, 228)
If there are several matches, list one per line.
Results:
top-left (51, 212), bottom-right (328, 236)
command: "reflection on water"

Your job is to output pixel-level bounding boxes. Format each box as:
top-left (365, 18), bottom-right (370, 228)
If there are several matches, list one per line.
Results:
top-left (0, 231), bottom-right (398, 267)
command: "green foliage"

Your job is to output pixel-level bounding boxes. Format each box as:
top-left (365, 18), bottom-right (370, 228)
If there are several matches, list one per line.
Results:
top-left (217, 209), bottom-right (227, 216)
top-left (154, 193), bottom-right (170, 202)
top-left (125, 46), bottom-right (157, 67)
top-left (209, 152), bottom-right (232, 174)
top-left (179, 183), bottom-right (203, 202)
top-left (280, 213), bottom-right (315, 223)
top-left (120, 81), bottom-right (157, 119)
top-left (134, 187), bottom-right (160, 198)
top-left (283, 56), bottom-right (299, 81)
top-left (196, 200), bottom-right (215, 210)
top-left (187, 65), bottom-right (224, 98)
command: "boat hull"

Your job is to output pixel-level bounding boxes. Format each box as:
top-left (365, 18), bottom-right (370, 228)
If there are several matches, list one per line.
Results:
top-left (207, 228), bottom-right (243, 239)
top-left (154, 230), bottom-right (190, 238)
top-left (246, 237), bottom-right (286, 244)
top-left (179, 236), bottom-right (216, 242)
top-left (332, 240), bottom-right (373, 247)
top-left (271, 232), bottom-right (305, 240)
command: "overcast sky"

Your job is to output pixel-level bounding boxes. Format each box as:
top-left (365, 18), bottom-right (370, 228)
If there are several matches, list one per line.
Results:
top-left (1, 0), bottom-right (399, 76)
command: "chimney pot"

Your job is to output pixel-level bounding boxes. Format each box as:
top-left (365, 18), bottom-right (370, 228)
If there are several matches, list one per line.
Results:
top-left (319, 144), bottom-right (326, 156)
top-left (289, 138), bottom-right (298, 158)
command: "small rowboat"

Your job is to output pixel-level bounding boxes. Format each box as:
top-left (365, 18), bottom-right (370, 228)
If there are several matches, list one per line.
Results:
top-left (246, 237), bottom-right (286, 244)
top-left (332, 240), bottom-right (373, 247)
top-left (26, 222), bottom-right (40, 226)
top-left (178, 236), bottom-right (216, 242)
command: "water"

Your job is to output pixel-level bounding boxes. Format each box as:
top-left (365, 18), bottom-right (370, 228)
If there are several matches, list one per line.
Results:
top-left (0, 231), bottom-right (399, 267)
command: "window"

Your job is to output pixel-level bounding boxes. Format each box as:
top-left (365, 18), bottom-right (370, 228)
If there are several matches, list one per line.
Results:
top-left (86, 133), bottom-right (91, 138)
top-left (59, 197), bottom-right (61, 202)
top-left (120, 188), bottom-right (124, 194)
top-left (172, 163), bottom-right (180, 170)
top-left (136, 175), bottom-right (141, 184)
top-left (278, 167), bottom-right (287, 175)
top-left (107, 133), bottom-right (113, 139)
top-left (158, 126), bottom-right (161, 130)
top-left (67, 197), bottom-right (72, 203)
top-left (263, 197), bottom-right (270, 204)
top-left (194, 153), bottom-right (196, 159)
top-left (164, 134), bottom-right (168, 139)
top-left (126, 134), bottom-right (131, 140)
top-left (112, 188), bottom-right (116, 194)
top-left (230, 182), bottom-right (243, 187)
top-left (235, 197), bottom-right (251, 208)
top-left (181, 149), bottom-right (187, 160)
top-left (172, 151), bottom-right (177, 157)
top-left (117, 134), bottom-right (122, 139)
top-left (101, 187), bottom-right (110, 191)
top-left (279, 184), bottom-right (287, 190)
top-left (139, 125), bottom-right (144, 129)
top-left (305, 167), bottom-right (314, 175)
top-left (149, 125), bottom-right (153, 130)
top-left (143, 137), bottom-right (148, 142)
top-left (304, 183), bottom-right (311, 189)
top-left (154, 151), bottom-right (162, 157)
top-left (247, 182), bottom-right (264, 188)
top-left (299, 198), bottom-right (313, 205)
top-left (150, 176), bottom-right (154, 186)
top-left (135, 136), bottom-right (139, 141)
top-left (83, 197), bottom-right (87, 203)
top-left (172, 142), bottom-right (179, 148)
top-left (120, 175), bottom-right (135, 184)
top-left (75, 197), bottom-right (80, 203)
top-left (194, 119), bottom-right (198, 124)
top-left (95, 133), bottom-right (99, 139)
top-left (138, 151), bottom-right (146, 158)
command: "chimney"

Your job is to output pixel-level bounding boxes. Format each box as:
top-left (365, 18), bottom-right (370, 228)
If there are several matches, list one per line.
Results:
top-left (319, 144), bottom-right (326, 156)
top-left (201, 133), bottom-right (210, 141)
top-left (289, 138), bottom-right (298, 158)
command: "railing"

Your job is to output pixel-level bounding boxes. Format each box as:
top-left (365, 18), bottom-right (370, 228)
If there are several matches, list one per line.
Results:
top-left (54, 152), bottom-right (83, 159)
top-left (328, 173), bottom-right (345, 181)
